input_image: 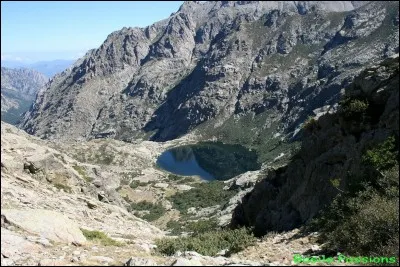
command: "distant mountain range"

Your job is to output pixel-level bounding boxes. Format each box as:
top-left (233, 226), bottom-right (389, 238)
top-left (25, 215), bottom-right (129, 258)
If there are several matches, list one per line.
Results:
top-left (1, 67), bottom-right (48, 125)
top-left (1, 59), bottom-right (75, 77)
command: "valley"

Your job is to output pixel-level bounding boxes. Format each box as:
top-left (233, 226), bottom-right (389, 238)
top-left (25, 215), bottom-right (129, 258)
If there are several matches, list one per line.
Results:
top-left (1, 1), bottom-right (399, 266)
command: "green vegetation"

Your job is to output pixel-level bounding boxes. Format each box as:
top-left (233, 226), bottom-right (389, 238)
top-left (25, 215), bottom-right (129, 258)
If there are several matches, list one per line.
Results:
top-left (156, 227), bottom-right (256, 256)
top-left (362, 136), bottom-right (398, 171)
top-left (192, 112), bottom-right (298, 165)
top-left (72, 165), bottom-right (93, 183)
top-left (166, 174), bottom-right (197, 184)
top-left (53, 182), bottom-right (72, 193)
top-left (339, 98), bottom-right (369, 120)
top-left (302, 116), bottom-right (319, 132)
top-left (308, 136), bottom-right (399, 256)
top-left (166, 218), bottom-right (220, 236)
top-left (186, 218), bottom-right (220, 235)
top-left (81, 229), bottom-right (123, 246)
top-left (129, 180), bottom-right (148, 189)
top-left (128, 201), bottom-right (166, 222)
top-left (166, 220), bottom-right (184, 235)
top-left (168, 181), bottom-right (237, 214)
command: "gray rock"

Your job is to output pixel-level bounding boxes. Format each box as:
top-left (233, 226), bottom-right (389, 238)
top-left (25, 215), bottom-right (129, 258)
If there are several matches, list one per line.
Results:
top-left (125, 257), bottom-right (157, 266)
top-left (1, 209), bottom-right (87, 245)
top-left (88, 256), bottom-right (114, 264)
top-left (1, 258), bottom-right (15, 266)
top-left (20, 2), bottom-right (398, 145)
top-left (172, 258), bottom-right (203, 266)
top-left (1, 228), bottom-right (41, 259)
top-left (231, 56), bottom-right (399, 235)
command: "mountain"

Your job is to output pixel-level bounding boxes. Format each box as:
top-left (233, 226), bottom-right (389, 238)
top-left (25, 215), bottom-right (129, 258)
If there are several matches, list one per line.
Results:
top-left (1, 59), bottom-right (75, 78)
top-left (21, 1), bottom-right (398, 150)
top-left (1, 67), bottom-right (48, 124)
top-left (232, 54), bottom-right (399, 255)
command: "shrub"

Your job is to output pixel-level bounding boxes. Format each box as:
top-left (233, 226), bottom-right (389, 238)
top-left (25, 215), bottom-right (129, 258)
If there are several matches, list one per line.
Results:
top-left (156, 227), bottom-right (256, 256)
top-left (168, 174), bottom-right (182, 181)
top-left (72, 165), bottom-right (93, 183)
top-left (308, 165), bottom-right (399, 256)
top-left (129, 180), bottom-right (148, 189)
top-left (339, 98), bottom-right (369, 120)
top-left (186, 218), bottom-right (220, 235)
top-left (53, 182), bottom-right (72, 193)
top-left (362, 136), bottom-right (398, 171)
top-left (168, 181), bottom-right (237, 214)
top-left (302, 116), bottom-right (319, 132)
top-left (327, 191), bottom-right (399, 255)
top-left (129, 201), bottom-right (166, 222)
top-left (166, 220), bottom-right (184, 235)
top-left (81, 229), bottom-right (122, 246)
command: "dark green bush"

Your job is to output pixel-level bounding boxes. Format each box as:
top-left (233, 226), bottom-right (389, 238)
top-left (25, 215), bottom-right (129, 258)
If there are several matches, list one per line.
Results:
top-left (339, 98), bottom-right (369, 120)
top-left (129, 180), bottom-right (148, 189)
top-left (166, 220), bottom-right (184, 235)
top-left (168, 181), bottom-right (237, 214)
top-left (186, 218), bottom-right (220, 235)
top-left (129, 201), bottom-right (166, 222)
top-left (362, 136), bottom-right (398, 171)
top-left (302, 116), bottom-right (319, 132)
top-left (308, 165), bottom-right (399, 256)
top-left (156, 227), bottom-right (256, 256)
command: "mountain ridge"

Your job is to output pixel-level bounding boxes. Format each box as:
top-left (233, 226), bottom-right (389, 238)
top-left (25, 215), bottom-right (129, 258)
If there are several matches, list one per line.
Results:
top-left (21, 1), bottom-right (399, 147)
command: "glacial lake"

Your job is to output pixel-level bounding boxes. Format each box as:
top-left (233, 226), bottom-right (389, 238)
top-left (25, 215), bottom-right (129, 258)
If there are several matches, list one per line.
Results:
top-left (156, 141), bottom-right (261, 181)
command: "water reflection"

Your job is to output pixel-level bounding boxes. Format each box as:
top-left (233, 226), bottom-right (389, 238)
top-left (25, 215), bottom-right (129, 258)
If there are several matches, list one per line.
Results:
top-left (156, 142), bottom-right (261, 180)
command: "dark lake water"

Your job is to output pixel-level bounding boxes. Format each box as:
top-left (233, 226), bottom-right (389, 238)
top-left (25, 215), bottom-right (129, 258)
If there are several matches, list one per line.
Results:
top-left (156, 141), bottom-right (261, 181)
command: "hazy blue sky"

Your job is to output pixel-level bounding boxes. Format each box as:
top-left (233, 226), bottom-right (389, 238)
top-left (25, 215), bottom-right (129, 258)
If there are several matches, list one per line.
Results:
top-left (1, 1), bottom-right (183, 62)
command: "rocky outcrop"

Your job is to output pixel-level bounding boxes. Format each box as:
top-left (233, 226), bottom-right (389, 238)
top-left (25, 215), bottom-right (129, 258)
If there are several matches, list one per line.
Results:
top-left (1, 209), bottom-right (87, 244)
top-left (21, 1), bottom-right (399, 143)
top-left (231, 55), bottom-right (399, 235)
top-left (1, 67), bottom-right (47, 124)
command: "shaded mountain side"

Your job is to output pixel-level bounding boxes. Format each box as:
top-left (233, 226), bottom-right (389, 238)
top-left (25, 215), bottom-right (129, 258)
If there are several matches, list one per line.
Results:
top-left (21, 1), bottom-right (399, 146)
top-left (230, 54), bottom-right (399, 248)
top-left (1, 67), bottom-right (48, 124)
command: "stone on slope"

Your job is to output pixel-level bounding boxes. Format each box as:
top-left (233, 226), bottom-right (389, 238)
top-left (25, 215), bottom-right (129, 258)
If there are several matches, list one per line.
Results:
top-left (1, 209), bottom-right (87, 244)
top-left (125, 257), bottom-right (157, 266)
top-left (172, 257), bottom-right (203, 266)
top-left (1, 228), bottom-right (41, 259)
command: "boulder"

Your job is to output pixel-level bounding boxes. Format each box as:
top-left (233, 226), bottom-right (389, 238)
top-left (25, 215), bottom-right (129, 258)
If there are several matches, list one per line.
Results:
top-left (172, 258), bottom-right (203, 266)
top-left (125, 257), bottom-right (157, 266)
top-left (1, 209), bottom-right (87, 244)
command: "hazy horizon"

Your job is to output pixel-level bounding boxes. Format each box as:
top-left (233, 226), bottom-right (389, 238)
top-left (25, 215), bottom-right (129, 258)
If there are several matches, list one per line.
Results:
top-left (1, 1), bottom-right (184, 62)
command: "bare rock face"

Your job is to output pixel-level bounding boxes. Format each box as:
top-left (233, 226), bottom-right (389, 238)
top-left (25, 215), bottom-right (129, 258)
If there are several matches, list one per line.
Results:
top-left (231, 55), bottom-right (399, 235)
top-left (1, 209), bottom-right (87, 244)
top-left (20, 1), bottom-right (399, 143)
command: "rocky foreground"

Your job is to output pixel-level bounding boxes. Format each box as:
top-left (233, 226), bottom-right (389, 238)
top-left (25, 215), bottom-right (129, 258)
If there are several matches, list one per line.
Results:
top-left (2, 121), bottom-right (349, 266)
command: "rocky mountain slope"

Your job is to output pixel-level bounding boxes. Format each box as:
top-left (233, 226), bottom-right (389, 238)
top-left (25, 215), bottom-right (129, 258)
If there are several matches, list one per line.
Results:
top-left (1, 67), bottom-right (48, 124)
top-left (1, 121), bottom-right (334, 266)
top-left (231, 53), bottom-right (399, 246)
top-left (21, 1), bottom-right (399, 146)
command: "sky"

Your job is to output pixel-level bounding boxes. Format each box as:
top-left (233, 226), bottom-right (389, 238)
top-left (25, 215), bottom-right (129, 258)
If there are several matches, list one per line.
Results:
top-left (1, 1), bottom-right (184, 63)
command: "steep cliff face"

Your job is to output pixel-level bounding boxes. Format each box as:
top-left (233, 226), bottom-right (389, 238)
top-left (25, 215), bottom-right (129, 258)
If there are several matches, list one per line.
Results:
top-left (21, 1), bottom-right (399, 142)
top-left (230, 54), bottom-right (399, 235)
top-left (1, 67), bottom-right (48, 124)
